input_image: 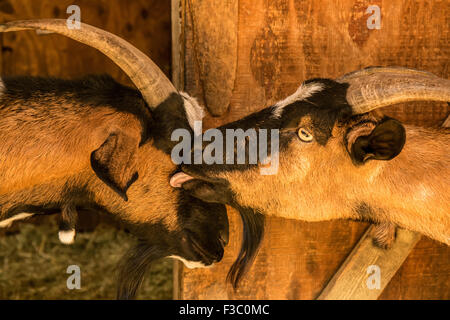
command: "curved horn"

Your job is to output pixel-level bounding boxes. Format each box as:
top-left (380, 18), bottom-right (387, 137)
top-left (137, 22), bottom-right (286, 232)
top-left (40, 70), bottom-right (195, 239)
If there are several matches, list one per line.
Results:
top-left (0, 19), bottom-right (177, 109)
top-left (337, 66), bottom-right (450, 114)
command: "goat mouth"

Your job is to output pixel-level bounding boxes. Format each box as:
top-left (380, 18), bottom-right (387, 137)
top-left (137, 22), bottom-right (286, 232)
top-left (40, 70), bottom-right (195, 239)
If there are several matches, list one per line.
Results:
top-left (170, 166), bottom-right (223, 188)
top-left (185, 230), bottom-right (224, 264)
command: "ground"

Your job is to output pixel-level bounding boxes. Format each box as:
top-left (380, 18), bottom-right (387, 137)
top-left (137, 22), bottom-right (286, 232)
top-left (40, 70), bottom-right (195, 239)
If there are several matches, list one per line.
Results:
top-left (0, 215), bottom-right (172, 299)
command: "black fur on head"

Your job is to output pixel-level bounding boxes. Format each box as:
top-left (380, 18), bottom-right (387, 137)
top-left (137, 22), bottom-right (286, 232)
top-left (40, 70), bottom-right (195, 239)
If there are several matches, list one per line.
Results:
top-left (171, 78), bottom-right (353, 286)
top-left (276, 79), bottom-right (352, 145)
top-left (177, 79), bottom-right (351, 176)
top-left (116, 194), bottom-right (229, 300)
top-left (179, 177), bottom-right (265, 289)
top-left (2, 75), bottom-right (152, 138)
top-left (150, 92), bottom-right (194, 154)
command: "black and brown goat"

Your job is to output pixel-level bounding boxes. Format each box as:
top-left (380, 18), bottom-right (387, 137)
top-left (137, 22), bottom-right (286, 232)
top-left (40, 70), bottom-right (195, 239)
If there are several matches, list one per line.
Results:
top-left (171, 67), bottom-right (450, 286)
top-left (0, 19), bottom-right (231, 299)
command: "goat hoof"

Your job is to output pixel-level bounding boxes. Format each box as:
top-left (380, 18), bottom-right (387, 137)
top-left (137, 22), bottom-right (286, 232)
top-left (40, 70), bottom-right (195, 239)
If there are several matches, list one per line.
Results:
top-left (373, 237), bottom-right (394, 249)
top-left (59, 229), bottom-right (76, 245)
top-left (371, 222), bottom-right (397, 250)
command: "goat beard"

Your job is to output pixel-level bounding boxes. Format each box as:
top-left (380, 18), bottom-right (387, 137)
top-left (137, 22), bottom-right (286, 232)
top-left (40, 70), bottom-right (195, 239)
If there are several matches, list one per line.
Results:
top-left (227, 207), bottom-right (265, 289)
top-left (116, 241), bottom-right (166, 300)
top-left (170, 172), bottom-right (266, 290)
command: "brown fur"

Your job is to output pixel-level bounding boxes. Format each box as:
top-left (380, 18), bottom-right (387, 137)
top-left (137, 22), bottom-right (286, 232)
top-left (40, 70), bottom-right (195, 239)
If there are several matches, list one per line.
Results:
top-left (212, 115), bottom-right (449, 245)
top-left (0, 92), bottom-right (181, 229)
top-left (0, 76), bottom-right (231, 299)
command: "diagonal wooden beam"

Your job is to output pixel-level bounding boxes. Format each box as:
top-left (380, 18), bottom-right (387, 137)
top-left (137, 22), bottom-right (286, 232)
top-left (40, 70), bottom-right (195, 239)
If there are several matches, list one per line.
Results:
top-left (317, 226), bottom-right (421, 300)
top-left (318, 114), bottom-right (449, 300)
top-left (443, 110), bottom-right (450, 127)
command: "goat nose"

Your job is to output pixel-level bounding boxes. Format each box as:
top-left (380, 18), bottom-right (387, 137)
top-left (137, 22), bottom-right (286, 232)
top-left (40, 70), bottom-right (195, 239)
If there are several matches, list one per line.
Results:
top-left (219, 229), bottom-right (229, 246)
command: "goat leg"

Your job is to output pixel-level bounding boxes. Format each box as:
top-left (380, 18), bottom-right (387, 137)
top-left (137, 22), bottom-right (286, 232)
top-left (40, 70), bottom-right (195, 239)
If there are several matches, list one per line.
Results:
top-left (371, 221), bottom-right (397, 249)
top-left (58, 203), bottom-right (78, 245)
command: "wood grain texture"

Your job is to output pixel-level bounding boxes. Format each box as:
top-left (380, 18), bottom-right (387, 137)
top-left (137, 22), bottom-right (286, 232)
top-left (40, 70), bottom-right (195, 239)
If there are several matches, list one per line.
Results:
top-left (186, 0), bottom-right (237, 116)
top-left (317, 227), bottom-right (421, 300)
top-left (178, 0), bottom-right (449, 300)
top-left (182, 208), bottom-right (369, 299)
top-left (378, 237), bottom-right (450, 300)
top-left (443, 112), bottom-right (450, 127)
top-left (171, 0), bottom-right (185, 301)
top-left (171, 0), bottom-right (185, 91)
top-left (0, 0), bottom-right (171, 81)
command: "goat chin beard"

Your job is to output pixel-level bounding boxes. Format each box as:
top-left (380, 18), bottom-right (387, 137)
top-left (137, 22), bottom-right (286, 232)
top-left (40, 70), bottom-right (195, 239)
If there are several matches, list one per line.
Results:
top-left (170, 172), bottom-right (194, 188)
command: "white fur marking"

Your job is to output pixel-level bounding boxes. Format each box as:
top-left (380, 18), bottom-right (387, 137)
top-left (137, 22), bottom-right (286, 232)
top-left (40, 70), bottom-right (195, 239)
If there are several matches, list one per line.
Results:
top-left (0, 213), bottom-right (34, 228)
top-left (272, 82), bottom-right (325, 118)
top-left (168, 255), bottom-right (211, 269)
top-left (59, 229), bottom-right (76, 245)
top-left (368, 164), bottom-right (383, 183)
top-left (180, 92), bottom-right (205, 129)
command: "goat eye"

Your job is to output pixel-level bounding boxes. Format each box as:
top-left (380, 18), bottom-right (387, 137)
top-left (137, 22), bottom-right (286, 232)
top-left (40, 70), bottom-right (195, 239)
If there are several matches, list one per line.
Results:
top-left (298, 128), bottom-right (313, 142)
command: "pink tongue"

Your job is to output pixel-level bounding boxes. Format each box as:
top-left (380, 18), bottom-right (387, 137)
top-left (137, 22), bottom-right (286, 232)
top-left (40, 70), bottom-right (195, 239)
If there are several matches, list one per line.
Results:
top-left (170, 172), bottom-right (194, 188)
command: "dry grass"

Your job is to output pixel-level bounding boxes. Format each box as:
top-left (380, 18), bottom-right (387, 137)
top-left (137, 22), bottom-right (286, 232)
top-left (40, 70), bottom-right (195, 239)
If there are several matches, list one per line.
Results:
top-left (0, 217), bottom-right (173, 300)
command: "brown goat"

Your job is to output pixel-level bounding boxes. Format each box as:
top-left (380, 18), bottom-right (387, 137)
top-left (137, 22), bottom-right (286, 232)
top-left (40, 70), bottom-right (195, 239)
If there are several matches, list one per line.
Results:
top-left (171, 68), bottom-right (450, 285)
top-left (0, 20), bottom-right (232, 299)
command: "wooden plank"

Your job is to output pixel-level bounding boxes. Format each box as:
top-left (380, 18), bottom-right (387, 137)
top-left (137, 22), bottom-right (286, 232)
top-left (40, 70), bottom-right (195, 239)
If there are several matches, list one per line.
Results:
top-left (443, 113), bottom-right (450, 127)
top-left (185, 0), bottom-right (238, 116)
top-left (317, 227), bottom-right (421, 300)
top-left (171, 0), bottom-right (185, 91)
top-left (378, 237), bottom-right (450, 300)
top-left (178, 0), bottom-right (449, 300)
top-left (0, 0), bottom-right (171, 82)
top-left (171, 0), bottom-right (185, 301)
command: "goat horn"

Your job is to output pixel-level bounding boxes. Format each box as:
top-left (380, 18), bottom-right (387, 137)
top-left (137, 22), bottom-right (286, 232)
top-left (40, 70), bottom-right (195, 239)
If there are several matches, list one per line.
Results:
top-left (337, 67), bottom-right (450, 114)
top-left (0, 19), bottom-right (177, 109)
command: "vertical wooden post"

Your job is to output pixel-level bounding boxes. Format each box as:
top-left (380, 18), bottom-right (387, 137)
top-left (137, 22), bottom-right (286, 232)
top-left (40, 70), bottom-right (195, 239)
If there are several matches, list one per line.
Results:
top-left (171, 0), bottom-right (185, 91)
top-left (173, 0), bottom-right (450, 300)
top-left (171, 0), bottom-right (185, 300)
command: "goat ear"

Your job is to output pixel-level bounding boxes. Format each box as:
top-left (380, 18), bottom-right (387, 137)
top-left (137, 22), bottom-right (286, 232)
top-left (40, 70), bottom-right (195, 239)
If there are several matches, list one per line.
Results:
top-left (91, 132), bottom-right (139, 201)
top-left (351, 118), bottom-right (406, 164)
